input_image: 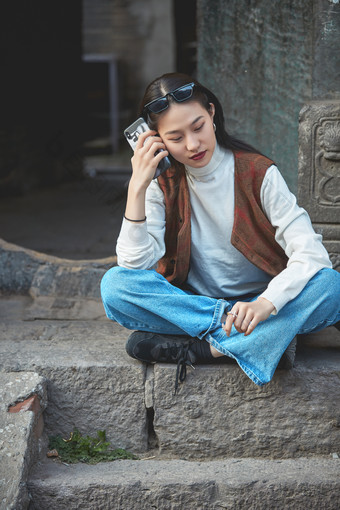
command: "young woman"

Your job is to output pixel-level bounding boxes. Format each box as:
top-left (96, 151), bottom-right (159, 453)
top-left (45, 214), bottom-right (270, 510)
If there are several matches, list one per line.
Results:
top-left (101, 73), bottom-right (340, 392)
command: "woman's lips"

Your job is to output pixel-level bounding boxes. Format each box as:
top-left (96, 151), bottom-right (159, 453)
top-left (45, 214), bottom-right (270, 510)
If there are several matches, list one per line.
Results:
top-left (190, 151), bottom-right (206, 161)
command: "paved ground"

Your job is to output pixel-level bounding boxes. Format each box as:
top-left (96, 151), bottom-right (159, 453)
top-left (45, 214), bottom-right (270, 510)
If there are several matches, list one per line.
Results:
top-left (0, 169), bottom-right (129, 260)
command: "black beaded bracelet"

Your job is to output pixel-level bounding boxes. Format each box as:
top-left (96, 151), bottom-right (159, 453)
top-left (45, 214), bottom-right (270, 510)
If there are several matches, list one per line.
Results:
top-left (124, 215), bottom-right (146, 222)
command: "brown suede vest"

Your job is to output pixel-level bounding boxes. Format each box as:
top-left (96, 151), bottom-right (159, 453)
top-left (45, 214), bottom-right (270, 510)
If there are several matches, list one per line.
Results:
top-left (156, 151), bottom-right (288, 286)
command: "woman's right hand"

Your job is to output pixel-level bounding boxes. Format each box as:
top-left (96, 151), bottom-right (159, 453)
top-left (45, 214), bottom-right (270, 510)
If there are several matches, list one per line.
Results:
top-left (124, 130), bottom-right (169, 222)
top-left (130, 130), bottom-right (169, 191)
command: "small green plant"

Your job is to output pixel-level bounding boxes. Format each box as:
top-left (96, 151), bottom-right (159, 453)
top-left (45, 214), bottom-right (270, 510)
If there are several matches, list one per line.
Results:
top-left (48, 428), bottom-right (137, 464)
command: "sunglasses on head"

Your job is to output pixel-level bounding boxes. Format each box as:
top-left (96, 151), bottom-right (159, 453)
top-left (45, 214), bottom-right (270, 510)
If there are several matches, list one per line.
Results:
top-left (143, 82), bottom-right (196, 114)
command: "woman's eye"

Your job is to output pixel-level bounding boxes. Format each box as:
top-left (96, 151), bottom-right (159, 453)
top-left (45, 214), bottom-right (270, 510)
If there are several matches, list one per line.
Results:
top-left (194, 123), bottom-right (204, 132)
top-left (169, 136), bottom-right (182, 142)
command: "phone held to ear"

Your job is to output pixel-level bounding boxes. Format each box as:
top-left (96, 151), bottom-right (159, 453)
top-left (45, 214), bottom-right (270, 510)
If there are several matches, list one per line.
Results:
top-left (124, 117), bottom-right (171, 179)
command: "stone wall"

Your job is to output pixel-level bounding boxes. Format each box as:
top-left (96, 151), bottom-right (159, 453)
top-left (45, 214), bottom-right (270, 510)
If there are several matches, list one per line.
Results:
top-left (197, 0), bottom-right (340, 192)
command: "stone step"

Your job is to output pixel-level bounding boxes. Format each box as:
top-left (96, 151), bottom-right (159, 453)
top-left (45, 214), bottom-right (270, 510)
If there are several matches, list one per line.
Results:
top-left (1, 298), bottom-right (339, 462)
top-left (28, 456), bottom-right (340, 510)
top-left (0, 371), bottom-right (47, 510)
top-left (0, 311), bottom-right (148, 455)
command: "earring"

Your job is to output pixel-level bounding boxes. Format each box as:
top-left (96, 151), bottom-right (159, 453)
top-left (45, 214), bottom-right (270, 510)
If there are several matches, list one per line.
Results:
top-left (213, 123), bottom-right (216, 131)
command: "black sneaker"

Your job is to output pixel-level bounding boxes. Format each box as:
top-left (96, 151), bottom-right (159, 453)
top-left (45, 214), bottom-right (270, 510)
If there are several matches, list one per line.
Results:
top-left (126, 331), bottom-right (196, 393)
top-left (278, 336), bottom-right (297, 369)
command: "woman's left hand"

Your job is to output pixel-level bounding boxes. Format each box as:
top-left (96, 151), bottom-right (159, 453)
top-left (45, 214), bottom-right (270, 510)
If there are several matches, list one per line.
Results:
top-left (222, 297), bottom-right (275, 337)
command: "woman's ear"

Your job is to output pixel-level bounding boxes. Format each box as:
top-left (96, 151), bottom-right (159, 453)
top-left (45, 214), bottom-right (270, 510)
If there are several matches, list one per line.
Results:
top-left (209, 103), bottom-right (215, 119)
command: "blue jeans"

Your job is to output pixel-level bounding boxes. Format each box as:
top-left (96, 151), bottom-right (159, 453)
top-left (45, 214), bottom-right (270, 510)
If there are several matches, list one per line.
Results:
top-left (100, 267), bottom-right (340, 386)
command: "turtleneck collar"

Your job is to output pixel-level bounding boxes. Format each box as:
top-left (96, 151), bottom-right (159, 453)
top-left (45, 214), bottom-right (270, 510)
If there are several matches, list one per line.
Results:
top-left (184, 143), bottom-right (226, 180)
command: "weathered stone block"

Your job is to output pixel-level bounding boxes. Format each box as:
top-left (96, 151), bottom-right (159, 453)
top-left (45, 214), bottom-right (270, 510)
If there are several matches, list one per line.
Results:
top-left (298, 101), bottom-right (340, 269)
top-left (0, 372), bottom-right (47, 510)
top-left (153, 331), bottom-right (340, 460)
top-left (0, 238), bottom-right (115, 308)
top-left (41, 364), bottom-right (147, 453)
top-left (0, 320), bottom-right (148, 454)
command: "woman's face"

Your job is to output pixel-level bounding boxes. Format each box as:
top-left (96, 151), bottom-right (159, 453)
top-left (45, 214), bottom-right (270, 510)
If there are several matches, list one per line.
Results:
top-left (156, 100), bottom-right (216, 168)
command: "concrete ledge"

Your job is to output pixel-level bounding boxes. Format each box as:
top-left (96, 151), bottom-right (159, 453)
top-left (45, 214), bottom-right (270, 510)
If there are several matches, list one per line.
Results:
top-left (28, 457), bottom-right (340, 509)
top-left (0, 372), bottom-right (47, 510)
top-left (0, 238), bottom-right (115, 302)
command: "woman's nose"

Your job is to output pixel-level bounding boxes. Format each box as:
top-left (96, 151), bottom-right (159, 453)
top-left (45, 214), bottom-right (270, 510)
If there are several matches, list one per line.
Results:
top-left (186, 134), bottom-right (200, 152)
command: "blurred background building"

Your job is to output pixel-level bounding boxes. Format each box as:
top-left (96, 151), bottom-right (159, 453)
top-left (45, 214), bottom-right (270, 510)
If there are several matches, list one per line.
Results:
top-left (82, 0), bottom-right (197, 164)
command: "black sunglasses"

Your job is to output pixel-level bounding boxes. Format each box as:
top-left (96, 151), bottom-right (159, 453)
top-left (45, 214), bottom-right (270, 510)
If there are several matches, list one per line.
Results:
top-left (143, 82), bottom-right (196, 114)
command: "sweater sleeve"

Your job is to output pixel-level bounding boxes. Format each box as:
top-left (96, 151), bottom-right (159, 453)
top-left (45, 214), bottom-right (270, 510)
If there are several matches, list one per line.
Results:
top-left (116, 179), bottom-right (166, 269)
top-left (258, 165), bottom-right (332, 313)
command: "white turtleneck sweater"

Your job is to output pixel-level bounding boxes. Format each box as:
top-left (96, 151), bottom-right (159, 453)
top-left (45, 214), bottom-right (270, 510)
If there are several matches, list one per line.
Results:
top-left (116, 144), bottom-right (331, 313)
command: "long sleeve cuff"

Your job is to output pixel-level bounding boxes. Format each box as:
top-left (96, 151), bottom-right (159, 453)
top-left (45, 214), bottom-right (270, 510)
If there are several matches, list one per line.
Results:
top-left (118, 217), bottom-right (150, 247)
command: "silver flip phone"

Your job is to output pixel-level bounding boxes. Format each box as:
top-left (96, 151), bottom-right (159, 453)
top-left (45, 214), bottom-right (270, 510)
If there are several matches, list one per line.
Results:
top-left (124, 117), bottom-right (171, 178)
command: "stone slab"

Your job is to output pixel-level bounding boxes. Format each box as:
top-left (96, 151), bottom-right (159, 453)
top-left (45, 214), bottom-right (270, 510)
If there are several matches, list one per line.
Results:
top-left (0, 289), bottom-right (106, 322)
top-left (28, 456), bottom-right (340, 510)
top-left (0, 315), bottom-right (148, 454)
top-left (152, 328), bottom-right (340, 460)
top-left (0, 238), bottom-right (115, 299)
top-left (0, 372), bottom-right (47, 510)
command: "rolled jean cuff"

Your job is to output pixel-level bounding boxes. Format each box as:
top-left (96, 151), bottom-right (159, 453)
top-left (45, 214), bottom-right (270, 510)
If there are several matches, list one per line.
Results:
top-left (205, 329), bottom-right (266, 386)
top-left (196, 299), bottom-right (228, 340)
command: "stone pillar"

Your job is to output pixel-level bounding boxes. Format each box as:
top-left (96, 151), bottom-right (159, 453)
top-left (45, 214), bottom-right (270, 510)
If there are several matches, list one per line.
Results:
top-left (197, 0), bottom-right (340, 192)
top-left (313, 0), bottom-right (340, 99)
top-left (298, 101), bottom-right (340, 270)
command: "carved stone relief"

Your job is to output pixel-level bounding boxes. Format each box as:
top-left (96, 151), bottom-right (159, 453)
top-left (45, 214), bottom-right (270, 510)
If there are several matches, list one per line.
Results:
top-left (314, 119), bottom-right (340, 206)
top-left (329, 252), bottom-right (340, 271)
top-left (298, 101), bottom-right (340, 271)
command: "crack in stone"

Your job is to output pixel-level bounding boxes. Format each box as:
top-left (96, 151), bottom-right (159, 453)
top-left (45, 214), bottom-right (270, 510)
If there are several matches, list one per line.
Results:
top-left (144, 364), bottom-right (159, 450)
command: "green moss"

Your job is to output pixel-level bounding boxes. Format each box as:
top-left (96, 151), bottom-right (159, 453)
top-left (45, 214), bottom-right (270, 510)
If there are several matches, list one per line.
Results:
top-left (48, 429), bottom-right (137, 464)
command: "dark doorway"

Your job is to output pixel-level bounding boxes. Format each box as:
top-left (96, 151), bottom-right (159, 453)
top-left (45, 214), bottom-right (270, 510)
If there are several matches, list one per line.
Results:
top-left (174, 0), bottom-right (197, 76)
top-left (82, 60), bottom-right (111, 153)
top-left (82, 54), bottom-right (119, 156)
top-left (0, 1), bottom-right (83, 196)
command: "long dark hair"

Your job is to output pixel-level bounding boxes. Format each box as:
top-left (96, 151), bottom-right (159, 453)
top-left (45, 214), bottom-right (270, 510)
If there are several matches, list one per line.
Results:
top-left (139, 72), bottom-right (263, 156)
